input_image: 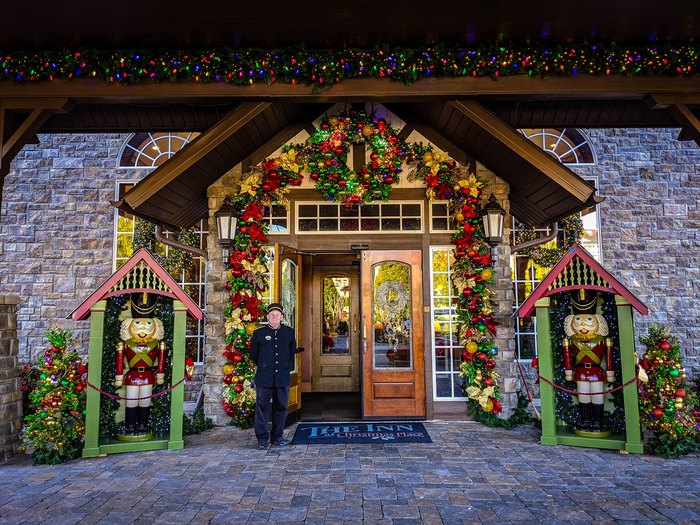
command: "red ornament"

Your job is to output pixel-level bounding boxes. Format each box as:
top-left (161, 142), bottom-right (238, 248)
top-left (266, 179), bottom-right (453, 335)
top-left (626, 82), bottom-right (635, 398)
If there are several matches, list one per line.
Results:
top-left (224, 375), bottom-right (233, 384)
top-left (659, 340), bottom-right (671, 351)
top-left (676, 388), bottom-right (686, 398)
top-left (653, 407), bottom-right (664, 419)
top-left (234, 384), bottom-right (243, 393)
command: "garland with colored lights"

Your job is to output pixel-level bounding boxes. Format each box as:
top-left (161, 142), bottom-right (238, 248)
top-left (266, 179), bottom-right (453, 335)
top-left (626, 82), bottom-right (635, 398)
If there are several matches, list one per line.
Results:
top-left (220, 152), bottom-right (301, 428)
top-left (514, 215), bottom-right (584, 268)
top-left (221, 113), bottom-right (508, 426)
top-left (638, 324), bottom-right (700, 458)
top-left (2, 44), bottom-right (700, 91)
top-left (20, 325), bottom-right (87, 465)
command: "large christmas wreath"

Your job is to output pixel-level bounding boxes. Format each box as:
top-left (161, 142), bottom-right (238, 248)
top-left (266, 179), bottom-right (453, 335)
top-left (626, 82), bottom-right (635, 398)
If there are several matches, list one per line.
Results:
top-left (221, 111), bottom-right (507, 427)
top-left (302, 112), bottom-right (412, 206)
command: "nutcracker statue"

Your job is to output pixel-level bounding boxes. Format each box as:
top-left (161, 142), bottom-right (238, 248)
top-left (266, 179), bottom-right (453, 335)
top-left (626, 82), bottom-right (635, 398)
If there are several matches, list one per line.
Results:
top-left (115, 293), bottom-right (166, 437)
top-left (562, 289), bottom-right (614, 433)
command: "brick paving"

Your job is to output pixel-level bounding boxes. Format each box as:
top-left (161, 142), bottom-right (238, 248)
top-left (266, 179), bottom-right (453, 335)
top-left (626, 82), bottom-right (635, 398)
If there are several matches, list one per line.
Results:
top-left (1, 421), bottom-right (699, 524)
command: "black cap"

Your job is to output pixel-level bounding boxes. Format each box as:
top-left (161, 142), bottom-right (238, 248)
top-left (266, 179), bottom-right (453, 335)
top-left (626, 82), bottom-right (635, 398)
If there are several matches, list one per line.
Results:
top-left (570, 289), bottom-right (598, 314)
top-left (267, 302), bottom-right (284, 314)
top-left (131, 292), bottom-right (159, 318)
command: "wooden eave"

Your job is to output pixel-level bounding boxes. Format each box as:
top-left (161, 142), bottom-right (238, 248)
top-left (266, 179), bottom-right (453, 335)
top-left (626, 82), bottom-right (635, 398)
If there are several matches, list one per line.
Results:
top-left (117, 101), bottom-right (332, 229)
top-left (71, 248), bottom-right (204, 321)
top-left (387, 101), bottom-right (600, 226)
top-left (517, 244), bottom-right (648, 318)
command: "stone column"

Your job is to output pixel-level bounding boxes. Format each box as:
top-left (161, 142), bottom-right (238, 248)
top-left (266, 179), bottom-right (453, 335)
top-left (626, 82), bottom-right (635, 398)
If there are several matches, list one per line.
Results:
top-left (203, 167), bottom-right (242, 425)
top-left (0, 296), bottom-right (22, 462)
top-left (478, 170), bottom-right (518, 418)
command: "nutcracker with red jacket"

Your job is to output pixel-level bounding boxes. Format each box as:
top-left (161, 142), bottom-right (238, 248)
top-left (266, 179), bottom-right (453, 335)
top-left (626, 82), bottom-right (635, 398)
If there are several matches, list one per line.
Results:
top-left (115, 293), bottom-right (166, 436)
top-left (562, 289), bottom-right (614, 432)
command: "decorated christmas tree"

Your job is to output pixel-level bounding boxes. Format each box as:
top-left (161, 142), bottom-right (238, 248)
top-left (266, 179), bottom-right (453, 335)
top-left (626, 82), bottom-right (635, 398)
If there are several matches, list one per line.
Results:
top-left (638, 324), bottom-right (700, 458)
top-left (20, 325), bottom-right (87, 464)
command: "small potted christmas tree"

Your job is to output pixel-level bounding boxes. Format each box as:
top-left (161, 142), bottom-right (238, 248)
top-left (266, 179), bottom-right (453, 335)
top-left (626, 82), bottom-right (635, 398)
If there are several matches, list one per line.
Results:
top-left (638, 324), bottom-right (700, 458)
top-left (20, 325), bottom-right (87, 464)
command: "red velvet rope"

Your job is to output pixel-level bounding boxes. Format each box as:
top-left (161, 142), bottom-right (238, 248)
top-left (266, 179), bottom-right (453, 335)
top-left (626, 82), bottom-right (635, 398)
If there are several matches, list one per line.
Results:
top-left (538, 374), bottom-right (639, 396)
top-left (85, 377), bottom-right (185, 401)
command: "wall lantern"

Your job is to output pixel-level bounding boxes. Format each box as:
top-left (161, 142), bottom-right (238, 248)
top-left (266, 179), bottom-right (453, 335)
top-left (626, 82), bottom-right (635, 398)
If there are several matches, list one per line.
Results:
top-left (482, 193), bottom-right (506, 263)
top-left (214, 199), bottom-right (238, 262)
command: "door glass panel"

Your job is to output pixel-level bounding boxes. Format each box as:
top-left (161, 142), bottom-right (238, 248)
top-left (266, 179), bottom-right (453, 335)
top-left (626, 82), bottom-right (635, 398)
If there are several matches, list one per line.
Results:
top-left (372, 262), bottom-right (412, 369)
top-left (322, 276), bottom-right (351, 355)
top-left (281, 258), bottom-right (298, 373)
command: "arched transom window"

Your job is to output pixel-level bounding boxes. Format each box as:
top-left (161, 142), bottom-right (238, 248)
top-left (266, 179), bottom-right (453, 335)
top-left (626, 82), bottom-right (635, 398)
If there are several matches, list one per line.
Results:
top-left (520, 128), bottom-right (595, 165)
top-left (118, 132), bottom-right (198, 168)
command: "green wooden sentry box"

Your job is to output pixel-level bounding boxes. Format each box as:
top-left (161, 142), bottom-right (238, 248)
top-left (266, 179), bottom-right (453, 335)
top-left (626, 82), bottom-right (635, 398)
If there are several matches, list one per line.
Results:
top-left (517, 244), bottom-right (647, 453)
top-left (71, 248), bottom-right (203, 458)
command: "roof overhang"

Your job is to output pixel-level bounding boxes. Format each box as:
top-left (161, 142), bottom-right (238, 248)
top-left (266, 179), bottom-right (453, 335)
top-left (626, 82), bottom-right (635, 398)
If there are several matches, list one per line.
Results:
top-left (116, 102), bottom-right (332, 228)
top-left (387, 101), bottom-right (602, 226)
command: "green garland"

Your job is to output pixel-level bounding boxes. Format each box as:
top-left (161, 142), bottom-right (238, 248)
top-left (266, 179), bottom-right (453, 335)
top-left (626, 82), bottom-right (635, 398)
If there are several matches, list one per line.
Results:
top-left (2, 43), bottom-right (700, 91)
top-left (133, 218), bottom-right (200, 279)
top-left (514, 215), bottom-right (584, 268)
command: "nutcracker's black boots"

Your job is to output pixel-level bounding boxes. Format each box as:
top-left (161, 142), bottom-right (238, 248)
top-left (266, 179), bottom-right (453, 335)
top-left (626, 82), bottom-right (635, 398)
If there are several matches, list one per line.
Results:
top-left (577, 402), bottom-right (592, 430)
top-left (591, 404), bottom-right (604, 431)
top-left (124, 407), bottom-right (137, 435)
top-left (137, 406), bottom-right (150, 433)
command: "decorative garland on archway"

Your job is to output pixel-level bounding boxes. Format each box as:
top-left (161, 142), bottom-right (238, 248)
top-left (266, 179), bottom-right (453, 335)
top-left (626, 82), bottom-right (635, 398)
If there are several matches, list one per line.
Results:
top-left (221, 111), bottom-right (501, 427)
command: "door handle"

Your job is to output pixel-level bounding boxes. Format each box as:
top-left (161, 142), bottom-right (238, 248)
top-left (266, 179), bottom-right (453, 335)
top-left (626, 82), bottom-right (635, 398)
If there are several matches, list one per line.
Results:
top-left (363, 318), bottom-right (367, 354)
top-left (353, 314), bottom-right (358, 334)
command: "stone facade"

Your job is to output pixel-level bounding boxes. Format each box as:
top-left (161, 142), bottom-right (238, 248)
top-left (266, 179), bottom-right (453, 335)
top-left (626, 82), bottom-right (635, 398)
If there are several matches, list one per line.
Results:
top-left (0, 296), bottom-right (21, 462)
top-left (0, 128), bottom-right (698, 427)
top-left (575, 128), bottom-right (700, 375)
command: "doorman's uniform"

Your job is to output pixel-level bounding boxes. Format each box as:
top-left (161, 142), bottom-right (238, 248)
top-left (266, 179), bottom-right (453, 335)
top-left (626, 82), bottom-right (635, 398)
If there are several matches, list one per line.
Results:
top-left (249, 323), bottom-right (296, 442)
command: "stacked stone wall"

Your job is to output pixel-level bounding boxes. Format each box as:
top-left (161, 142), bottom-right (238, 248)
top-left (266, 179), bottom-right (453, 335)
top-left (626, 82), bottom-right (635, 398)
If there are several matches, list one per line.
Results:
top-left (0, 133), bottom-right (136, 362)
top-left (575, 128), bottom-right (700, 376)
top-left (0, 296), bottom-right (21, 462)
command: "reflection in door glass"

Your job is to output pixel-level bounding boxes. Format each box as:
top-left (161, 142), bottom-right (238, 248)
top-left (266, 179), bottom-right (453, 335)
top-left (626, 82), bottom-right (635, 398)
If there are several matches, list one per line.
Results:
top-left (372, 262), bottom-right (412, 369)
top-left (322, 276), bottom-right (350, 355)
top-left (281, 259), bottom-right (298, 373)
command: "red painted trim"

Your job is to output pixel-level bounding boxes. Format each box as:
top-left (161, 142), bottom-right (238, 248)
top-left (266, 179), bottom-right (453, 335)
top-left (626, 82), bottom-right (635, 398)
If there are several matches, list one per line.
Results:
top-left (517, 243), bottom-right (648, 317)
top-left (70, 248), bottom-right (204, 321)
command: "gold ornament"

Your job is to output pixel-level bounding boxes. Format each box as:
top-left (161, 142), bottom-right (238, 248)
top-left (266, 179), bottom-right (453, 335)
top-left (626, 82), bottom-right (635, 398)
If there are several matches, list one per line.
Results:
top-left (465, 341), bottom-right (478, 354)
top-left (232, 375), bottom-right (241, 384)
top-left (480, 269), bottom-right (493, 281)
top-left (223, 364), bottom-right (234, 376)
top-left (246, 323), bottom-right (257, 335)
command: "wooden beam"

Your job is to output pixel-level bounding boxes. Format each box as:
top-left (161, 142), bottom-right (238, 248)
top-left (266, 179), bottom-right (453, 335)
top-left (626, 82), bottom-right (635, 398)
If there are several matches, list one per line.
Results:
top-left (2, 76), bottom-right (700, 103)
top-left (448, 100), bottom-right (595, 203)
top-left (665, 104), bottom-right (700, 147)
top-left (122, 102), bottom-right (271, 210)
top-left (0, 98), bottom-right (77, 110)
top-left (646, 94), bottom-right (700, 108)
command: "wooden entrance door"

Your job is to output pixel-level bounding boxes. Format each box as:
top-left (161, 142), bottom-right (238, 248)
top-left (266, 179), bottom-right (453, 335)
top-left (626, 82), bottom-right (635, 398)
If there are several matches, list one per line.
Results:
top-left (311, 266), bottom-right (360, 392)
top-left (274, 244), bottom-right (302, 418)
top-left (361, 250), bottom-right (425, 418)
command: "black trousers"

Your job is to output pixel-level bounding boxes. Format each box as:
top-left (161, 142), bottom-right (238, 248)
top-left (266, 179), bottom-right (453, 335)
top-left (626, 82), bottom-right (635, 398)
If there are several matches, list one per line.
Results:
top-left (254, 385), bottom-right (290, 442)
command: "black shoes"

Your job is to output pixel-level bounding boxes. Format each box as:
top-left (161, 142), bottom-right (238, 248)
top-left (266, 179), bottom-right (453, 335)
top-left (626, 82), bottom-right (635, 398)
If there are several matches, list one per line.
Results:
top-left (256, 441), bottom-right (268, 450)
top-left (271, 437), bottom-right (291, 446)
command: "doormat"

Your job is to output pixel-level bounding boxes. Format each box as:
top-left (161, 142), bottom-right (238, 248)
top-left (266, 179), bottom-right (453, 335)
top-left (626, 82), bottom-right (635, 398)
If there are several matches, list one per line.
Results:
top-left (292, 422), bottom-right (432, 444)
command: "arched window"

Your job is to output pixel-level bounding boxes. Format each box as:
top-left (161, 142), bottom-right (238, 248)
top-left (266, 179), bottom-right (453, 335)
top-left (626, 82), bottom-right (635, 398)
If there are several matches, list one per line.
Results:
top-left (512, 129), bottom-right (598, 361)
top-left (118, 132), bottom-right (198, 168)
top-left (520, 128), bottom-right (595, 165)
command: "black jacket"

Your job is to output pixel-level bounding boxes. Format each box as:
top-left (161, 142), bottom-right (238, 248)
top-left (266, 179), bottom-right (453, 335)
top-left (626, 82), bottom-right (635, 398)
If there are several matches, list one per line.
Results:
top-left (249, 324), bottom-right (296, 387)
